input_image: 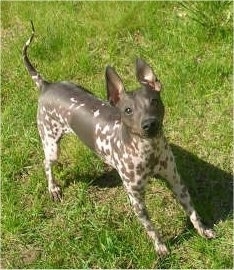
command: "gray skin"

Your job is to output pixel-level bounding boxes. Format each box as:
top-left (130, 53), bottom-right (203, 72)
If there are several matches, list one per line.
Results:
top-left (38, 81), bottom-right (121, 151)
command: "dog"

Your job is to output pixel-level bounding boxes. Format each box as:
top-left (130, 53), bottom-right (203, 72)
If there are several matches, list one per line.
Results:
top-left (23, 22), bottom-right (215, 256)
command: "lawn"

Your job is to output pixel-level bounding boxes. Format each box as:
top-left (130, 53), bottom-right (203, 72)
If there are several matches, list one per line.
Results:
top-left (1, 1), bottom-right (233, 269)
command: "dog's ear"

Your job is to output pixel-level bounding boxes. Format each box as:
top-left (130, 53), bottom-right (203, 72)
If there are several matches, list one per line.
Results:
top-left (105, 66), bottom-right (125, 105)
top-left (136, 58), bottom-right (161, 92)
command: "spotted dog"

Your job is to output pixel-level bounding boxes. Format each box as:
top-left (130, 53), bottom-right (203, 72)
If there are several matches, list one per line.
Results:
top-left (23, 22), bottom-right (215, 256)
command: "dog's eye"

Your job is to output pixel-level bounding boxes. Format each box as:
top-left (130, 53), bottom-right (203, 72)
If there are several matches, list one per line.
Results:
top-left (125, 107), bottom-right (133, 115)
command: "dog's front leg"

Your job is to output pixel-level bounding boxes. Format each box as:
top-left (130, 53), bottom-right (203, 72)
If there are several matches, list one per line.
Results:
top-left (156, 143), bottom-right (216, 239)
top-left (124, 182), bottom-right (169, 256)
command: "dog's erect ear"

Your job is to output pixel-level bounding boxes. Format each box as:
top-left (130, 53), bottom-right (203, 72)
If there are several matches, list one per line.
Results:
top-left (136, 58), bottom-right (161, 92)
top-left (105, 66), bottom-right (125, 106)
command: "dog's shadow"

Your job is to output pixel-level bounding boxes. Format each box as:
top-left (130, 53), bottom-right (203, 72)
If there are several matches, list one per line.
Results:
top-left (63, 143), bottom-right (232, 227)
top-left (63, 162), bottom-right (122, 189)
top-left (170, 144), bottom-right (232, 226)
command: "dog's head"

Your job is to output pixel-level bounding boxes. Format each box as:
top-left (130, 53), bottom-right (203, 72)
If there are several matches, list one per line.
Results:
top-left (106, 59), bottom-right (165, 139)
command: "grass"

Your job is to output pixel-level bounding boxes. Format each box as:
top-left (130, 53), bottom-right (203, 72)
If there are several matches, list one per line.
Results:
top-left (1, 1), bottom-right (233, 269)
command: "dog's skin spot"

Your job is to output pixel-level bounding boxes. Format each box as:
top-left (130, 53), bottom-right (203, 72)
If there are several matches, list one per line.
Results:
top-left (70, 97), bottom-right (78, 103)
top-left (94, 110), bottom-right (100, 118)
top-left (181, 186), bottom-right (187, 194)
top-left (106, 149), bottom-right (111, 155)
top-left (126, 170), bottom-right (135, 181)
top-left (32, 75), bottom-right (40, 88)
top-left (160, 160), bottom-right (167, 169)
top-left (116, 140), bottom-right (121, 148)
top-left (136, 163), bottom-right (144, 176)
top-left (69, 103), bottom-right (76, 110)
top-left (75, 104), bottom-right (85, 110)
top-left (128, 162), bottom-right (134, 170)
top-left (102, 125), bottom-right (110, 134)
top-left (155, 157), bottom-right (159, 165)
top-left (180, 190), bottom-right (188, 199)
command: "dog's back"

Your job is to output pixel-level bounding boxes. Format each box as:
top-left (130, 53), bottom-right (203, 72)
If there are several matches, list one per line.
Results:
top-left (38, 81), bottom-right (120, 150)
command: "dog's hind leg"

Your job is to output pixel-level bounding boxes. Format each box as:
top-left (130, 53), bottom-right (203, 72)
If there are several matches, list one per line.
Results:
top-left (37, 112), bottom-right (64, 201)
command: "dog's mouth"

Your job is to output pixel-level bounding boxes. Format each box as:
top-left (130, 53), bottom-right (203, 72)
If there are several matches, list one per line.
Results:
top-left (142, 128), bottom-right (161, 138)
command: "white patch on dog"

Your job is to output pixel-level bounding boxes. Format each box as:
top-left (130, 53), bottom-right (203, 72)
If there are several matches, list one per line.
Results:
top-left (70, 97), bottom-right (78, 103)
top-left (32, 75), bottom-right (40, 88)
top-left (94, 110), bottom-right (100, 118)
top-left (69, 103), bottom-right (75, 110)
top-left (116, 140), bottom-right (121, 148)
top-left (25, 37), bottom-right (32, 46)
top-left (95, 123), bottom-right (101, 132)
top-left (75, 104), bottom-right (85, 110)
top-left (102, 125), bottom-right (110, 134)
top-left (113, 121), bottom-right (120, 130)
top-left (68, 103), bottom-right (75, 110)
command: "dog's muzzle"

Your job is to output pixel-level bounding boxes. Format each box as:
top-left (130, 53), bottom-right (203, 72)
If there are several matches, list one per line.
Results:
top-left (141, 117), bottom-right (161, 138)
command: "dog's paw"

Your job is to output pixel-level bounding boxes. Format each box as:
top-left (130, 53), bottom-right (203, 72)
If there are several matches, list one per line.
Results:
top-left (49, 184), bottom-right (62, 202)
top-left (202, 228), bottom-right (216, 239)
top-left (156, 243), bottom-right (169, 257)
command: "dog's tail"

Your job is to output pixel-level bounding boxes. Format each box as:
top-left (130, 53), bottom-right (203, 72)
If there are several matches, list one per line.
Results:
top-left (22, 21), bottom-right (46, 90)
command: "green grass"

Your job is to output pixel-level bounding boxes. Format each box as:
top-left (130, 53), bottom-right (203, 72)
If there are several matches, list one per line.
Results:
top-left (1, 1), bottom-right (233, 269)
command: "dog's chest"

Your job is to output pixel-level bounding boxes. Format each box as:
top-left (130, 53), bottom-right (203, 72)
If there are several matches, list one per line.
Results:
top-left (95, 123), bottom-right (164, 182)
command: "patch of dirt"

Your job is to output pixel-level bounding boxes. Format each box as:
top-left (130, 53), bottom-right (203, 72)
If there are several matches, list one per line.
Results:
top-left (21, 246), bottom-right (41, 266)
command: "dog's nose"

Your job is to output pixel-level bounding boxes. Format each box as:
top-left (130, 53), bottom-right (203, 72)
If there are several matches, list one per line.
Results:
top-left (141, 118), bottom-right (158, 132)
